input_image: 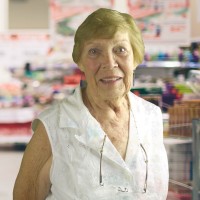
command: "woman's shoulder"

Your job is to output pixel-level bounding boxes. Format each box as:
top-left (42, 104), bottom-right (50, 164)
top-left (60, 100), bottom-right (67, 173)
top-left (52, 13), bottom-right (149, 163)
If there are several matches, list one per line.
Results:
top-left (37, 102), bottom-right (61, 120)
top-left (37, 89), bottom-right (77, 119)
top-left (31, 102), bottom-right (60, 132)
top-left (34, 88), bottom-right (81, 127)
top-left (129, 91), bottom-right (161, 112)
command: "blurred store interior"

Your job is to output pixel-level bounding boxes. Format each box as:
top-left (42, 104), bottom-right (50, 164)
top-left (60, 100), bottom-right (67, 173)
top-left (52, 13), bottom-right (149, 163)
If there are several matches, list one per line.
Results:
top-left (0, 0), bottom-right (200, 199)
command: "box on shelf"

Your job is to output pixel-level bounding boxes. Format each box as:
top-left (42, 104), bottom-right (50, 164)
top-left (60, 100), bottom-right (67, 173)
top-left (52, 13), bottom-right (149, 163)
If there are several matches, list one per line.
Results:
top-left (164, 138), bottom-right (192, 181)
top-left (165, 138), bottom-right (193, 200)
top-left (168, 99), bottom-right (200, 137)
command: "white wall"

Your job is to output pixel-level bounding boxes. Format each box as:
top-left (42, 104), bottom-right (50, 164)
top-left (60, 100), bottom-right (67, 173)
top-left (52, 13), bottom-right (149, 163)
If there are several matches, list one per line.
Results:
top-left (113, 0), bottom-right (128, 13)
top-left (0, 0), bottom-right (199, 41)
top-left (0, 0), bottom-right (8, 32)
top-left (190, 0), bottom-right (200, 41)
top-left (8, 0), bottom-right (49, 30)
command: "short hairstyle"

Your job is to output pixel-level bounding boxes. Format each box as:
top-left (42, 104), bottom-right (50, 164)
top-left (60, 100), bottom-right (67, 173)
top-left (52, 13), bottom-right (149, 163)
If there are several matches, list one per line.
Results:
top-left (72, 8), bottom-right (145, 67)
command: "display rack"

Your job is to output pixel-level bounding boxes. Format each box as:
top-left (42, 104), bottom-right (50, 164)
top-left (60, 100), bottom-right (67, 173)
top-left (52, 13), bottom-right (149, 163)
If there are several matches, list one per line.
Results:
top-left (192, 119), bottom-right (200, 200)
top-left (140, 61), bottom-right (200, 68)
top-left (163, 120), bottom-right (200, 200)
top-left (138, 61), bottom-right (200, 200)
top-left (135, 62), bottom-right (200, 81)
top-left (0, 107), bottom-right (35, 145)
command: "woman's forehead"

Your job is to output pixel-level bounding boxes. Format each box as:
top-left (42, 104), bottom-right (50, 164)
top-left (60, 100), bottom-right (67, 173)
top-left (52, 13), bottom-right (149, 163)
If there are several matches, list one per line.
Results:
top-left (84, 32), bottom-right (130, 46)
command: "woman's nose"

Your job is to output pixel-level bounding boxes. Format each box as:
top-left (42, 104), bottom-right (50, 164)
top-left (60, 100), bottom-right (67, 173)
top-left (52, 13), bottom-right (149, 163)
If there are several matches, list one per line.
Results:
top-left (101, 52), bottom-right (118, 69)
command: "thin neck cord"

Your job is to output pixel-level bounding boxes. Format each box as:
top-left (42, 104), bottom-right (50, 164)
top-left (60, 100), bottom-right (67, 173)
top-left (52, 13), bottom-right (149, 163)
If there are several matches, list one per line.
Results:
top-left (131, 108), bottom-right (148, 193)
top-left (99, 135), bottom-right (107, 186)
top-left (99, 107), bottom-right (148, 192)
top-left (131, 108), bottom-right (141, 143)
top-left (133, 108), bottom-right (193, 192)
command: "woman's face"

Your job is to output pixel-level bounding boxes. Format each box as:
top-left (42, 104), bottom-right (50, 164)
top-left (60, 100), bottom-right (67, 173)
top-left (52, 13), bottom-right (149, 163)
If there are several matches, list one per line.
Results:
top-left (78, 31), bottom-right (135, 101)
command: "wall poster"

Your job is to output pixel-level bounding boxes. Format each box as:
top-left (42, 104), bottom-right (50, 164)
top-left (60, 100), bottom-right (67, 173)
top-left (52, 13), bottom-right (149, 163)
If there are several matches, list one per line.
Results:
top-left (50, 0), bottom-right (191, 64)
top-left (128, 0), bottom-right (190, 45)
top-left (198, 0), bottom-right (200, 22)
top-left (49, 0), bottom-right (112, 65)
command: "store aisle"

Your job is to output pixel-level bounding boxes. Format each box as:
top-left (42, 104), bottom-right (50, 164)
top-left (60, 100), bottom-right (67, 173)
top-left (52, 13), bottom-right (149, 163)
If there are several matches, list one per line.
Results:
top-left (0, 150), bottom-right (23, 200)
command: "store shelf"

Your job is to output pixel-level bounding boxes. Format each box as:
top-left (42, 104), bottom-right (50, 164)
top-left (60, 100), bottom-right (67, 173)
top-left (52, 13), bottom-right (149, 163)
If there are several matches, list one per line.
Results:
top-left (0, 107), bottom-right (34, 145)
top-left (164, 137), bottom-right (193, 199)
top-left (0, 107), bottom-right (35, 123)
top-left (164, 121), bottom-right (200, 200)
top-left (0, 135), bottom-right (31, 145)
top-left (140, 61), bottom-right (200, 68)
top-left (164, 137), bottom-right (192, 145)
top-left (192, 119), bottom-right (200, 200)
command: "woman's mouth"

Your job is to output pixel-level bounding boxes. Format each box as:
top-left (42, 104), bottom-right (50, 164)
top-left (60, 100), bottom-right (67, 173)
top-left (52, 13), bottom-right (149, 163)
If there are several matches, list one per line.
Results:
top-left (100, 77), bottom-right (122, 83)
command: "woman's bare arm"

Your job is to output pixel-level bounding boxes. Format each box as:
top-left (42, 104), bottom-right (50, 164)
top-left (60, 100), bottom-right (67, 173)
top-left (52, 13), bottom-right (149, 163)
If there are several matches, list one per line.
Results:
top-left (13, 120), bottom-right (52, 200)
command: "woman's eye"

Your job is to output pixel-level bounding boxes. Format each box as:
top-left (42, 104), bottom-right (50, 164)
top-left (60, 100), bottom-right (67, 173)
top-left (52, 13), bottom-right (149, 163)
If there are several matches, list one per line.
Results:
top-left (88, 48), bottom-right (100, 56)
top-left (114, 47), bottom-right (127, 54)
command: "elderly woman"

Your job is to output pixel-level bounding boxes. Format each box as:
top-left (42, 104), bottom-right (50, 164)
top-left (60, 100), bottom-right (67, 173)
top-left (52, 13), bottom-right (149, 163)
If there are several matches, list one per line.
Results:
top-left (13, 8), bottom-right (169, 200)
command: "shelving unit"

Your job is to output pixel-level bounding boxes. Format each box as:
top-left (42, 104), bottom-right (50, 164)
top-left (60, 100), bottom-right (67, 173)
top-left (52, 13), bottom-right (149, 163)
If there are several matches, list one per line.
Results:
top-left (192, 119), bottom-right (200, 200)
top-left (0, 66), bottom-right (81, 147)
top-left (164, 137), bottom-right (192, 199)
top-left (0, 60), bottom-right (199, 198)
top-left (141, 61), bottom-right (200, 68)
top-left (137, 61), bottom-right (200, 200)
top-left (164, 120), bottom-right (200, 200)
top-left (136, 61), bottom-right (200, 79)
top-left (0, 107), bottom-right (35, 145)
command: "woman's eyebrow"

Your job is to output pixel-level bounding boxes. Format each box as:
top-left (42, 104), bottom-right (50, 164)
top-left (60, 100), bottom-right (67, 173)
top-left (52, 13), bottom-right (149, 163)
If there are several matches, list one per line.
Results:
top-left (84, 38), bottom-right (130, 47)
top-left (84, 43), bottom-right (102, 49)
top-left (113, 39), bottom-right (129, 44)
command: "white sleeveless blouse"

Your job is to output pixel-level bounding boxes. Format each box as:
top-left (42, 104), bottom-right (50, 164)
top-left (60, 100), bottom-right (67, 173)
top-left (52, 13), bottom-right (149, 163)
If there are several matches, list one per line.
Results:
top-left (32, 86), bottom-right (169, 200)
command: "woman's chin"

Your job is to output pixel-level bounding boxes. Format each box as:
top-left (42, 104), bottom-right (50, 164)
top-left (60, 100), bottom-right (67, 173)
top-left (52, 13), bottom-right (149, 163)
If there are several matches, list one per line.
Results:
top-left (98, 87), bottom-right (126, 101)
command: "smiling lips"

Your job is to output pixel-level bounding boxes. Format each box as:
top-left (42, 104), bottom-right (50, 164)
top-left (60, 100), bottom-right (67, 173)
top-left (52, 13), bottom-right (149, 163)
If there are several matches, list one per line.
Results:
top-left (100, 76), bottom-right (122, 83)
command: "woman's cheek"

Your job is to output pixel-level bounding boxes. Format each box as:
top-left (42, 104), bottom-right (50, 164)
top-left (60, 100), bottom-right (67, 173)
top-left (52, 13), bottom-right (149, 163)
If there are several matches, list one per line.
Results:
top-left (125, 73), bottom-right (133, 90)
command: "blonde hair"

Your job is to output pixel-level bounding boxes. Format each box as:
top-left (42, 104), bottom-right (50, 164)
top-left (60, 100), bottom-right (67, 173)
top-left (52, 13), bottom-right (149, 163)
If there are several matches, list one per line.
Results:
top-left (72, 8), bottom-right (144, 67)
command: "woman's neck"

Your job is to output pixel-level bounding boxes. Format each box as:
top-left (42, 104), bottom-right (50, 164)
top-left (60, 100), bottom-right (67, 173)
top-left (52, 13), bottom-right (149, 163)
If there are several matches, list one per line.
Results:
top-left (82, 87), bottom-right (130, 119)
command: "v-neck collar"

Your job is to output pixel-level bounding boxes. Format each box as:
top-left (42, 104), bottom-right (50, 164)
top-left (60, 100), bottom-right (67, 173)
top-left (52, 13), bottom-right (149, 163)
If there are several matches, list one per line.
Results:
top-left (58, 86), bottom-right (142, 173)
